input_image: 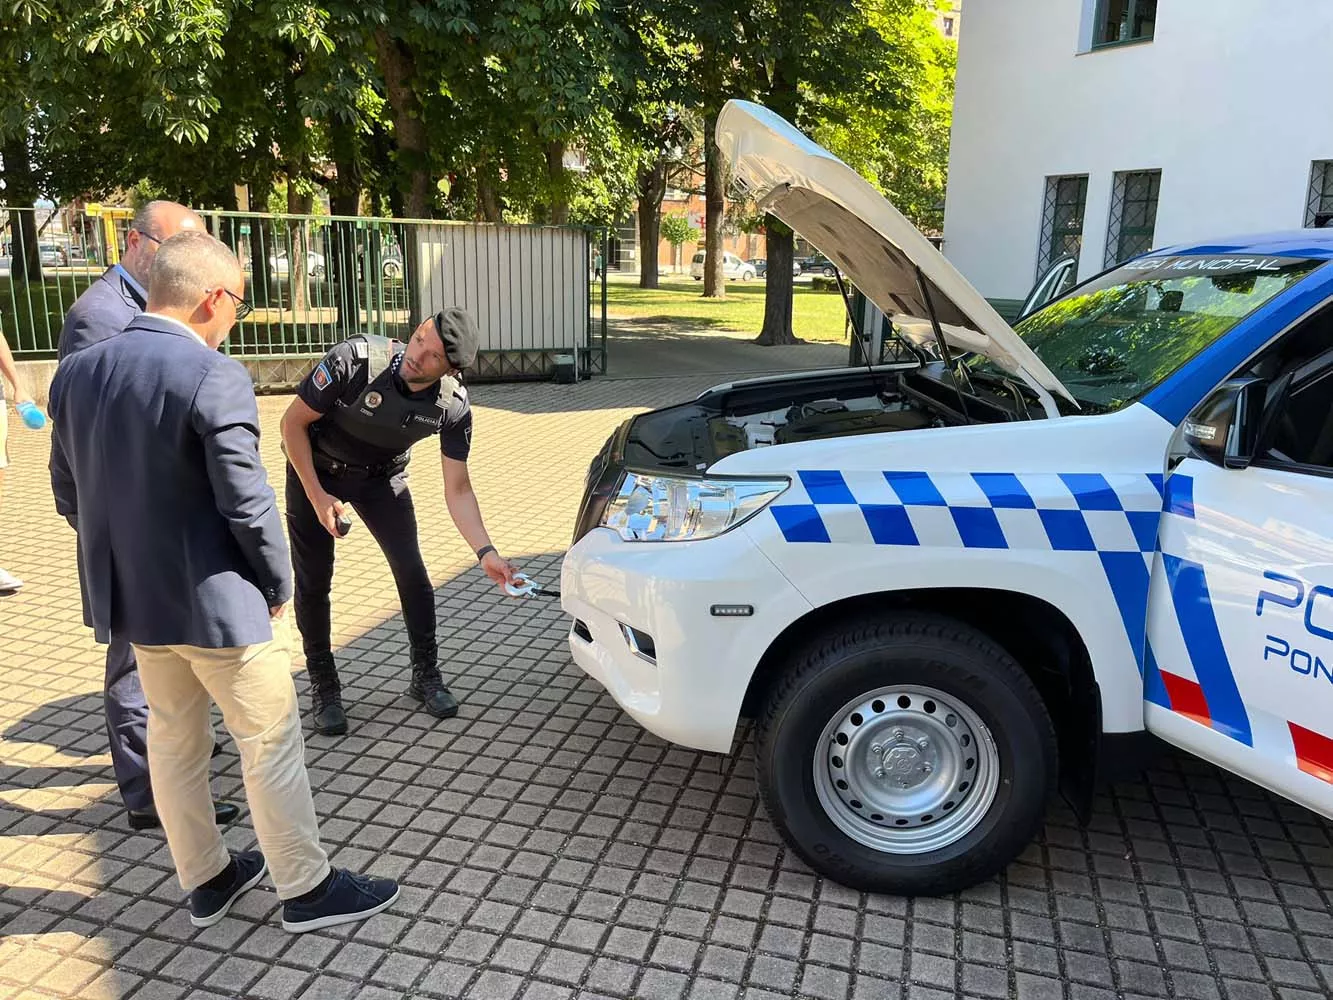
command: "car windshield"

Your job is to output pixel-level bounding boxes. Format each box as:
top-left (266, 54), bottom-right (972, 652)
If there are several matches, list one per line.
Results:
top-left (970, 254), bottom-right (1326, 413)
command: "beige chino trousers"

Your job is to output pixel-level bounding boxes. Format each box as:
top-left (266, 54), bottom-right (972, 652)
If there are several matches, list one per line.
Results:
top-left (132, 615), bottom-right (330, 898)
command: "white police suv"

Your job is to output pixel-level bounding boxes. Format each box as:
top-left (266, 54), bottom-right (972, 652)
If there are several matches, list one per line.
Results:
top-left (561, 99), bottom-right (1333, 896)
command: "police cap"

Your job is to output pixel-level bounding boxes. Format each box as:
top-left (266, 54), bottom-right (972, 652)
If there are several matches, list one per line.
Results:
top-left (433, 307), bottom-right (480, 372)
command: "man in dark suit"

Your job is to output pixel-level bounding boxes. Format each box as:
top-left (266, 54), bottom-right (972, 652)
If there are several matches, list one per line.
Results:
top-left (48, 230), bottom-right (399, 932)
top-left (55, 200), bottom-right (234, 830)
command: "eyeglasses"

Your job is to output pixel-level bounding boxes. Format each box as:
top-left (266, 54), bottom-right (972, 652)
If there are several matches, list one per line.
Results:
top-left (206, 287), bottom-right (253, 322)
top-left (224, 289), bottom-right (253, 321)
top-left (133, 229), bottom-right (163, 246)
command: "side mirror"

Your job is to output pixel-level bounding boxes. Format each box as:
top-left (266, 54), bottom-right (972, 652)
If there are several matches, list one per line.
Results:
top-left (1183, 377), bottom-right (1266, 469)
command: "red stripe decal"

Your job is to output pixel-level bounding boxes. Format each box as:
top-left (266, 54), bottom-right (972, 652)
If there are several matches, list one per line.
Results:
top-left (1159, 670), bottom-right (1212, 726)
top-left (1289, 722), bottom-right (1333, 784)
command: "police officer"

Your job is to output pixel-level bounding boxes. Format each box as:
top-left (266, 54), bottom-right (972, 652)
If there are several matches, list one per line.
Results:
top-left (280, 307), bottom-right (519, 736)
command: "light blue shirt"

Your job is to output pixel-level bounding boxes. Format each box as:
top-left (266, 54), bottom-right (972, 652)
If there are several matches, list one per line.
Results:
top-left (111, 263), bottom-right (147, 304)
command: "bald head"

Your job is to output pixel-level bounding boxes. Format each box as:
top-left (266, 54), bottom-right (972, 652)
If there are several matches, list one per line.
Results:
top-left (122, 199), bottom-right (205, 288)
top-left (146, 231), bottom-right (246, 349)
top-left (130, 199), bottom-right (205, 238)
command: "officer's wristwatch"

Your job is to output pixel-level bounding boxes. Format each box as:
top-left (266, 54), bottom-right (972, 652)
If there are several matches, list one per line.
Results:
top-left (476, 545), bottom-right (496, 562)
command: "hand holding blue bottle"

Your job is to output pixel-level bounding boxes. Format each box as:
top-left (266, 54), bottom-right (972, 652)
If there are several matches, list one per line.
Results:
top-left (16, 400), bottom-right (45, 430)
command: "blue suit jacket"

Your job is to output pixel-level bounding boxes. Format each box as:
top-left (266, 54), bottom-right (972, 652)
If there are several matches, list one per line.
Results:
top-left (48, 315), bottom-right (292, 648)
top-left (57, 266), bottom-right (145, 360)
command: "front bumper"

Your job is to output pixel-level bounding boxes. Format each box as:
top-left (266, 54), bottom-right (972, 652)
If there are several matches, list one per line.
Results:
top-left (561, 525), bottom-right (812, 753)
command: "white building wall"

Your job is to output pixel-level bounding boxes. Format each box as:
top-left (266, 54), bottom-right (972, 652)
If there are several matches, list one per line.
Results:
top-left (942, 0), bottom-right (1333, 301)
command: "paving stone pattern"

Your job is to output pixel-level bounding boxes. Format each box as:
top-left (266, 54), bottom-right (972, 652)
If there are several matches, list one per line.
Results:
top-left (3, 376), bottom-right (1333, 999)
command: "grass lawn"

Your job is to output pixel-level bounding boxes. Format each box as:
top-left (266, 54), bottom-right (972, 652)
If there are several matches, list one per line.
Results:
top-left (604, 274), bottom-right (851, 343)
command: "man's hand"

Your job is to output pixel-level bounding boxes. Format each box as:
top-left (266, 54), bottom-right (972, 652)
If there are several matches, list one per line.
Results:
top-left (480, 550), bottom-right (518, 590)
top-left (270, 602), bottom-right (287, 619)
top-left (310, 490), bottom-right (348, 538)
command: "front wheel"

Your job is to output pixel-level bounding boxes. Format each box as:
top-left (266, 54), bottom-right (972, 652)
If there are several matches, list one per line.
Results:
top-left (755, 613), bottom-right (1056, 897)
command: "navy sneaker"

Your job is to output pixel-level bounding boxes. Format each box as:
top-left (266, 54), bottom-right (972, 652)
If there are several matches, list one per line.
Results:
top-left (281, 868), bottom-right (400, 933)
top-left (189, 851), bottom-right (267, 928)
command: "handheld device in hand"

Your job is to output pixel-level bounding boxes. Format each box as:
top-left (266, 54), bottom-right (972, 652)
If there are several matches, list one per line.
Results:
top-left (503, 573), bottom-right (560, 599)
top-left (335, 513), bottom-right (352, 537)
top-left (16, 401), bottom-right (45, 430)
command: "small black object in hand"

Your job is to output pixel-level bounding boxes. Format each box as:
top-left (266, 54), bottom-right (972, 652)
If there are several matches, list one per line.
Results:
top-left (335, 514), bottom-right (352, 537)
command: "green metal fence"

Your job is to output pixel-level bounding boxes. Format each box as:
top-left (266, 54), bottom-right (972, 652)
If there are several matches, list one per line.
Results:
top-left (2, 205), bottom-right (608, 380)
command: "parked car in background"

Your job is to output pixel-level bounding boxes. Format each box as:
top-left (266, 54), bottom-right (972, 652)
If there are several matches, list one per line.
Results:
top-left (797, 252), bottom-right (839, 276)
top-left (38, 243), bottom-right (71, 267)
top-left (269, 249), bottom-right (326, 278)
top-left (691, 250), bottom-right (757, 281)
top-left (751, 257), bottom-right (802, 278)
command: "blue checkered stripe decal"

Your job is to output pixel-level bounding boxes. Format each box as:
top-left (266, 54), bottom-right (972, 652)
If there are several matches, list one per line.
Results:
top-left (771, 470), bottom-right (1166, 554)
top-left (772, 469), bottom-right (1170, 684)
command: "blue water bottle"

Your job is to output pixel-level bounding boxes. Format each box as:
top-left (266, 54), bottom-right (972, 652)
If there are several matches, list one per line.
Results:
top-left (16, 400), bottom-right (45, 430)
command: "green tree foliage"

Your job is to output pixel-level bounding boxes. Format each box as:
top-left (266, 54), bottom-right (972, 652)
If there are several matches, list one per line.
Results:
top-left (660, 211), bottom-right (699, 270)
top-left (0, 0), bottom-right (958, 275)
top-left (813, 0), bottom-right (956, 233)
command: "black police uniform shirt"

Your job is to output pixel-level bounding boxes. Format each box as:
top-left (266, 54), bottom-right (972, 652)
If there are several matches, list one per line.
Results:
top-left (298, 339), bottom-right (473, 468)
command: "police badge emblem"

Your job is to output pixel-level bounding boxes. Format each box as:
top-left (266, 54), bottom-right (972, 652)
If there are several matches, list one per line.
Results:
top-left (364, 391), bottom-right (383, 409)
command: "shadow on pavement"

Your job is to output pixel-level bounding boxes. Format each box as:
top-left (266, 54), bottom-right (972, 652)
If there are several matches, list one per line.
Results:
top-left (0, 546), bottom-right (761, 999)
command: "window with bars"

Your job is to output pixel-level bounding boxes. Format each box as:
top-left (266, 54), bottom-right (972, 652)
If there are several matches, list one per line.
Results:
top-left (1105, 170), bottom-right (1161, 267)
top-left (1035, 174), bottom-right (1088, 279)
top-left (1094, 0), bottom-right (1157, 47)
top-left (1306, 162), bottom-right (1333, 228)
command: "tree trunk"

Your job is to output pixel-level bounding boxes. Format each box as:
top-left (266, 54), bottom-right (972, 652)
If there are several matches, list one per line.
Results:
top-left (545, 140), bottom-right (570, 225)
top-left (755, 64), bottom-right (802, 345)
top-left (636, 157), bottom-right (667, 289)
top-left (702, 108), bottom-right (725, 299)
top-left (2, 135), bottom-right (42, 282)
top-left (215, 184), bottom-right (239, 254)
top-left (285, 171), bottom-right (314, 316)
top-left (329, 119), bottom-right (364, 336)
top-left (755, 215), bottom-right (801, 345)
top-left (246, 178), bottom-right (273, 306)
top-left (476, 152), bottom-right (502, 224)
top-left (373, 28), bottom-right (432, 220)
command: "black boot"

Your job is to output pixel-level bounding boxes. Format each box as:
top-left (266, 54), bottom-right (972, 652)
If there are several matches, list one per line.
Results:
top-left (407, 658), bottom-right (458, 719)
top-left (307, 653), bottom-right (348, 736)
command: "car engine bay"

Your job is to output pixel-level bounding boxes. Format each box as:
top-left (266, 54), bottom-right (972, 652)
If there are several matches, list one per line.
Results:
top-left (618, 365), bottom-right (1023, 471)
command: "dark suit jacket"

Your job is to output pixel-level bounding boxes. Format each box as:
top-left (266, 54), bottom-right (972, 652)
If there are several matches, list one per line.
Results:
top-left (57, 266), bottom-right (146, 360)
top-left (48, 315), bottom-right (292, 648)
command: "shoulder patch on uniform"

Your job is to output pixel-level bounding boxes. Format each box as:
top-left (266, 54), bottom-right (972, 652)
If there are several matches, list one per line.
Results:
top-left (312, 362), bottom-right (333, 391)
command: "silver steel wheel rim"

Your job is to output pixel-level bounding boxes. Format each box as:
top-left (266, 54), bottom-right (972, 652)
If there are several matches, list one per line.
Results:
top-left (813, 684), bottom-right (1001, 854)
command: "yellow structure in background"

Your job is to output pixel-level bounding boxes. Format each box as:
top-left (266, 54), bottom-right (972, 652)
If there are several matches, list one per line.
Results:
top-left (84, 203), bottom-right (133, 264)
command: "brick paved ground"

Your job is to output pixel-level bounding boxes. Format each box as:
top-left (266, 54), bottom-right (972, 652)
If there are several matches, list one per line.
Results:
top-left (3, 375), bottom-right (1333, 1000)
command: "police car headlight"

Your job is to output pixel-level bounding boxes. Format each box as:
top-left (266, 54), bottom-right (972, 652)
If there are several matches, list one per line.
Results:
top-left (600, 472), bottom-right (789, 542)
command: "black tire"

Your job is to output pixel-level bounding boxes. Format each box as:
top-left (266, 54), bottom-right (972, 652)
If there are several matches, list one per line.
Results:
top-left (821, 265), bottom-right (835, 276)
top-left (755, 613), bottom-right (1057, 896)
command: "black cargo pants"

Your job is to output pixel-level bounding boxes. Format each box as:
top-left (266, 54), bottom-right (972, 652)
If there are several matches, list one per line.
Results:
top-left (284, 462), bottom-right (437, 667)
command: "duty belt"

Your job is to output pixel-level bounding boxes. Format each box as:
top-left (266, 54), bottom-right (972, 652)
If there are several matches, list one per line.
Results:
top-left (312, 451), bottom-right (402, 479)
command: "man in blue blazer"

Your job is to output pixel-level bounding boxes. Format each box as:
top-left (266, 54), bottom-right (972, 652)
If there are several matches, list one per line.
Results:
top-left (48, 231), bottom-right (399, 932)
top-left (55, 200), bottom-right (237, 830)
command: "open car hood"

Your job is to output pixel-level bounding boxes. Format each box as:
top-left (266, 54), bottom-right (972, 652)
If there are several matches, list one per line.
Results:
top-left (715, 100), bottom-right (1075, 406)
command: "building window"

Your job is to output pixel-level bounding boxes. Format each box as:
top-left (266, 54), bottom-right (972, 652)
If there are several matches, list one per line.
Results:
top-left (1036, 174), bottom-right (1088, 279)
top-left (1094, 0), bottom-right (1156, 47)
top-left (1306, 161), bottom-right (1333, 228)
top-left (943, 16), bottom-right (954, 36)
top-left (1105, 170), bottom-right (1161, 266)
